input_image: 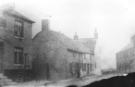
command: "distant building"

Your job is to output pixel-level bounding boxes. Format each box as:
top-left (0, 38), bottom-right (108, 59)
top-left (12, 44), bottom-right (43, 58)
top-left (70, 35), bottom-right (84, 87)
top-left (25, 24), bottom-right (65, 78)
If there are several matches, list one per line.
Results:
top-left (32, 19), bottom-right (97, 80)
top-left (71, 31), bottom-right (97, 77)
top-left (116, 34), bottom-right (135, 73)
top-left (67, 48), bottom-right (94, 77)
top-left (0, 8), bottom-right (34, 81)
top-left (73, 30), bottom-right (97, 51)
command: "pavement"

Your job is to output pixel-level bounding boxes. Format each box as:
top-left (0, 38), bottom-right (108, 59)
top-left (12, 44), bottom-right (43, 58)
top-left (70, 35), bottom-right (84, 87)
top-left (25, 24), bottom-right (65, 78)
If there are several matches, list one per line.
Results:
top-left (2, 73), bottom-right (121, 87)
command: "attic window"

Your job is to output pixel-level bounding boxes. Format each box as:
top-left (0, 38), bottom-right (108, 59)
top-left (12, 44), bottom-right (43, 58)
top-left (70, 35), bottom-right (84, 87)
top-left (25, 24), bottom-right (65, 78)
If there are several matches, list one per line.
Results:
top-left (14, 19), bottom-right (24, 38)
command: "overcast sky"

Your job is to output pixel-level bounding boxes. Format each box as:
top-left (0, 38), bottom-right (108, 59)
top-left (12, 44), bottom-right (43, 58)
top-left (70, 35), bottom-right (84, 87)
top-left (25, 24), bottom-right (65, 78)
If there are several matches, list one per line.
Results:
top-left (0, 0), bottom-right (135, 69)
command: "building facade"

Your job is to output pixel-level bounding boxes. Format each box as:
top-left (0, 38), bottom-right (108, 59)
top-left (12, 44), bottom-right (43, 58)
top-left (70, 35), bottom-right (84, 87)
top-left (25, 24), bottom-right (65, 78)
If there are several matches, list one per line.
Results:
top-left (0, 8), bottom-right (34, 81)
top-left (68, 48), bottom-right (95, 77)
top-left (116, 34), bottom-right (135, 73)
top-left (71, 30), bottom-right (97, 77)
top-left (32, 19), bottom-right (97, 80)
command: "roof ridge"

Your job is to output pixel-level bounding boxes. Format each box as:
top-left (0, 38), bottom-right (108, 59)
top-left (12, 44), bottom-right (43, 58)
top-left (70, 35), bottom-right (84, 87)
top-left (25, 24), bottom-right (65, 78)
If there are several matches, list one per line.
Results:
top-left (3, 8), bottom-right (34, 23)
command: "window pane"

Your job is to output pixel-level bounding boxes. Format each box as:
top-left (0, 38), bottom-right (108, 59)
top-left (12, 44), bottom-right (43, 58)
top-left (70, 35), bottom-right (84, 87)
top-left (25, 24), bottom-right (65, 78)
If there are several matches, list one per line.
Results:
top-left (0, 18), bottom-right (6, 27)
top-left (14, 20), bottom-right (24, 37)
top-left (14, 47), bottom-right (23, 64)
top-left (24, 53), bottom-right (30, 65)
top-left (14, 51), bottom-right (17, 64)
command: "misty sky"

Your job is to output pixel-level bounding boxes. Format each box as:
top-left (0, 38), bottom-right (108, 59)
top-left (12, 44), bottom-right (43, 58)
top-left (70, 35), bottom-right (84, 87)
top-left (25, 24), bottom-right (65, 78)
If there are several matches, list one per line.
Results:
top-left (1, 0), bottom-right (135, 69)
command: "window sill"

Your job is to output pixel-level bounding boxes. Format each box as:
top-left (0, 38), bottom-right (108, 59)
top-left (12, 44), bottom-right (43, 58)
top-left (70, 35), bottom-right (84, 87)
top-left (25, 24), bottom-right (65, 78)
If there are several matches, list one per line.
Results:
top-left (14, 36), bottom-right (24, 40)
top-left (14, 64), bottom-right (24, 66)
top-left (14, 64), bottom-right (31, 67)
top-left (24, 65), bottom-right (31, 69)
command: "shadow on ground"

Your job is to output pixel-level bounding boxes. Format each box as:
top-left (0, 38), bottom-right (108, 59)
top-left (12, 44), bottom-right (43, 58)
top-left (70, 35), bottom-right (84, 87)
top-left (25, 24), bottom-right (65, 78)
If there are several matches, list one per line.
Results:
top-left (66, 72), bottom-right (135, 87)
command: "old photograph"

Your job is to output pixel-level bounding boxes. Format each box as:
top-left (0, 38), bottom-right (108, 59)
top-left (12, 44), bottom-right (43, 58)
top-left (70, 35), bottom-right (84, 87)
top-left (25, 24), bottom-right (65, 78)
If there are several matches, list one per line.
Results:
top-left (0, 0), bottom-right (135, 87)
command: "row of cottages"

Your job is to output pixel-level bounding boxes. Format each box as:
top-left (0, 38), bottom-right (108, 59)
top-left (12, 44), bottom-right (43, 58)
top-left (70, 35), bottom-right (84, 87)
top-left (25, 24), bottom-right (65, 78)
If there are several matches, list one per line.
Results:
top-left (116, 34), bottom-right (135, 74)
top-left (0, 8), bottom-right (34, 81)
top-left (0, 7), bottom-right (97, 81)
top-left (32, 19), bottom-right (98, 80)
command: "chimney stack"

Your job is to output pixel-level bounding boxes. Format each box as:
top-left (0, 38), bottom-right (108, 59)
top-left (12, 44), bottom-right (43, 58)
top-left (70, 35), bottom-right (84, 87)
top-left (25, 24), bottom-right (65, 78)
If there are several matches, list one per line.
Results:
top-left (42, 19), bottom-right (50, 31)
top-left (74, 32), bottom-right (79, 40)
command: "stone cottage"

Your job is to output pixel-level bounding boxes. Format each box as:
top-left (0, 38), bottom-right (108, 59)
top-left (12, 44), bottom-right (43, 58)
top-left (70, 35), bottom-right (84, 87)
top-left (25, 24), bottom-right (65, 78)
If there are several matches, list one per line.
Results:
top-left (0, 7), bottom-right (34, 81)
top-left (72, 30), bottom-right (98, 76)
top-left (32, 19), bottom-right (97, 80)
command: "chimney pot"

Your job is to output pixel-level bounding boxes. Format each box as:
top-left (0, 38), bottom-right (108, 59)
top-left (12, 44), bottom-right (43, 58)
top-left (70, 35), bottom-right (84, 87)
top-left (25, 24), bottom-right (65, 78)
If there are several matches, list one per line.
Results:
top-left (42, 19), bottom-right (49, 31)
top-left (74, 32), bottom-right (78, 40)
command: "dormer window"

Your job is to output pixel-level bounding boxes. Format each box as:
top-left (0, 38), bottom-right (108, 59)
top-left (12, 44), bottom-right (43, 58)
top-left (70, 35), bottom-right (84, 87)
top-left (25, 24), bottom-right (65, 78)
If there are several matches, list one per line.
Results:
top-left (14, 20), bottom-right (24, 38)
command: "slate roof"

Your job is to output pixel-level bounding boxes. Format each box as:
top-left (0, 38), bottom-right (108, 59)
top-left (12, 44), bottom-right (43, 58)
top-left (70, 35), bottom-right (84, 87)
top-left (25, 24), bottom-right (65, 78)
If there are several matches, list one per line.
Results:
top-left (33, 30), bottom-right (91, 54)
top-left (120, 43), bottom-right (134, 52)
top-left (78, 38), bottom-right (96, 48)
top-left (73, 38), bottom-right (96, 54)
top-left (2, 8), bottom-right (34, 23)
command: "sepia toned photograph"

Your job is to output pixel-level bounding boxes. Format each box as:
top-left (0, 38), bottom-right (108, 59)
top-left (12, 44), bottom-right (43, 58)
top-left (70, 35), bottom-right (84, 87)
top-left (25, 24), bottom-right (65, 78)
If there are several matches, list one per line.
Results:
top-left (0, 0), bottom-right (135, 87)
